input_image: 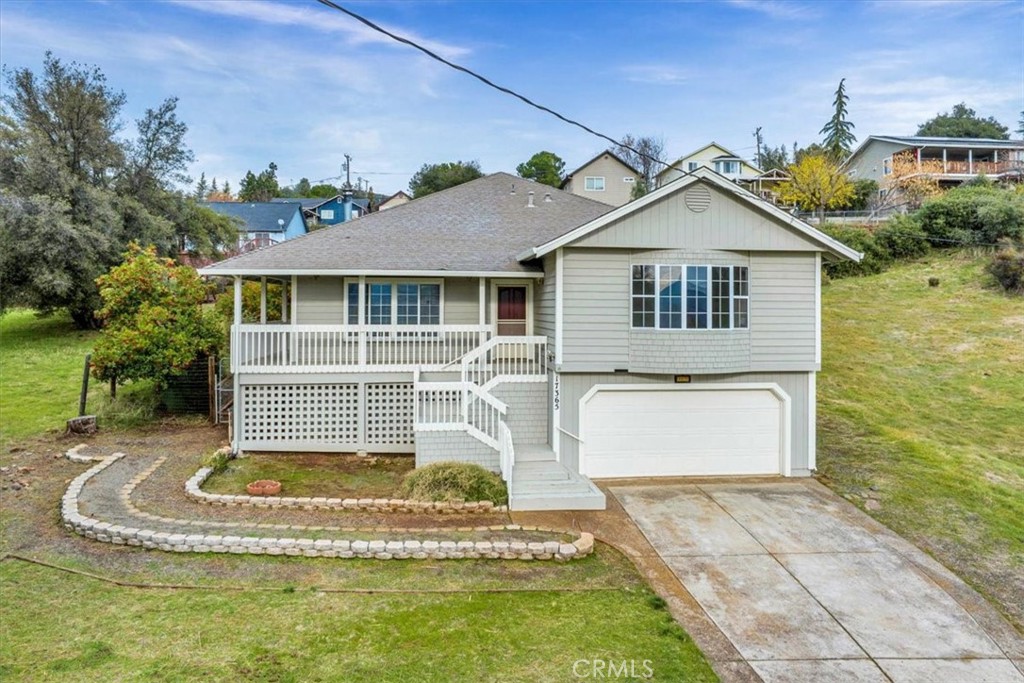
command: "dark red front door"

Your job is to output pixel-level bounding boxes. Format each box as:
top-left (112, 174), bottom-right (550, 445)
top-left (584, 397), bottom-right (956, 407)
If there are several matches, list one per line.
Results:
top-left (496, 286), bottom-right (527, 336)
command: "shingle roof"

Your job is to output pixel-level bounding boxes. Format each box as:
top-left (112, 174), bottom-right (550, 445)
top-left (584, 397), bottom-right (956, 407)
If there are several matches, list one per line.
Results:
top-left (201, 173), bottom-right (612, 275)
top-left (271, 197), bottom-right (325, 210)
top-left (205, 202), bottom-right (303, 232)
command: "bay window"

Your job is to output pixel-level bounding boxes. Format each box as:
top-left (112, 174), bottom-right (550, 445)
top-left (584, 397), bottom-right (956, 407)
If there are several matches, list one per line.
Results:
top-left (632, 264), bottom-right (749, 330)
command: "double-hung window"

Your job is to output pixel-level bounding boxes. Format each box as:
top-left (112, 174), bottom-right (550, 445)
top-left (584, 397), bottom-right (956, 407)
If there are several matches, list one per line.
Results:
top-left (632, 265), bottom-right (749, 330)
top-left (584, 176), bottom-right (605, 191)
top-left (348, 282), bottom-right (441, 327)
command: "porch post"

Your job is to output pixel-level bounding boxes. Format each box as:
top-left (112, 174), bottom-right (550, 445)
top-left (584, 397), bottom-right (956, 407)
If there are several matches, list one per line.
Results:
top-left (357, 275), bottom-right (367, 366)
top-left (290, 275), bottom-right (298, 323)
top-left (280, 278), bottom-right (288, 322)
top-left (478, 277), bottom-right (487, 345)
top-left (969, 149), bottom-right (973, 174)
top-left (942, 148), bottom-right (947, 173)
top-left (232, 276), bottom-right (242, 455)
top-left (259, 277), bottom-right (267, 324)
top-left (916, 147), bottom-right (921, 170)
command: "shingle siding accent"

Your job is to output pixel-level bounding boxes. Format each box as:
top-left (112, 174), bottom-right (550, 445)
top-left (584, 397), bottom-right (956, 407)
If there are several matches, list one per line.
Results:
top-left (534, 254), bottom-right (556, 346)
top-left (493, 383), bottom-right (548, 446)
top-left (414, 431), bottom-right (499, 471)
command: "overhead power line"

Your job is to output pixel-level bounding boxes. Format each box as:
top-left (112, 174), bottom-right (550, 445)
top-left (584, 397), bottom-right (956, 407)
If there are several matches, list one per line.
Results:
top-left (313, 0), bottom-right (680, 175)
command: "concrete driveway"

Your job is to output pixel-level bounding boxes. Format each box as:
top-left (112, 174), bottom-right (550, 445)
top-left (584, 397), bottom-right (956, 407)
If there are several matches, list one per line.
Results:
top-left (612, 482), bottom-right (1024, 683)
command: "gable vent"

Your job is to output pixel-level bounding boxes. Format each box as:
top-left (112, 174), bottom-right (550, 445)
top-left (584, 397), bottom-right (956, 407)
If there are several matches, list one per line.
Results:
top-left (684, 186), bottom-right (712, 213)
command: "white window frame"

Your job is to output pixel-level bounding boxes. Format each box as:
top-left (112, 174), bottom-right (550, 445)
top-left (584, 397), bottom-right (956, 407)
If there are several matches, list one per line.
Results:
top-left (320, 208), bottom-right (335, 220)
top-left (714, 160), bottom-right (741, 175)
top-left (882, 157), bottom-right (892, 176)
top-left (584, 176), bottom-right (606, 192)
top-left (687, 161), bottom-right (699, 171)
top-left (630, 264), bottom-right (750, 331)
top-left (489, 279), bottom-right (534, 336)
top-left (344, 278), bottom-right (445, 330)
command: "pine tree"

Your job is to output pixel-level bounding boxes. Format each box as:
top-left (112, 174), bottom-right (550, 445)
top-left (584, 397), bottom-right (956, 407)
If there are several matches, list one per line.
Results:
top-left (194, 172), bottom-right (208, 200)
top-left (820, 78), bottom-right (856, 160)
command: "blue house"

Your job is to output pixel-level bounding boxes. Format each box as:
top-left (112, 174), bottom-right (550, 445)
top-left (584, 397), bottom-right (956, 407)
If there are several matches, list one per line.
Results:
top-left (205, 201), bottom-right (308, 252)
top-left (273, 194), bottom-right (366, 226)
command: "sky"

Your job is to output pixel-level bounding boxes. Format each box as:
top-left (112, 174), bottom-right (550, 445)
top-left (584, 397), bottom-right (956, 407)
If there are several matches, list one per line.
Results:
top-left (2, 0), bottom-right (1022, 196)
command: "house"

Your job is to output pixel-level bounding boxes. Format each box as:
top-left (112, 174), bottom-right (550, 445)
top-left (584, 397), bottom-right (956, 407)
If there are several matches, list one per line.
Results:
top-left (379, 190), bottom-right (412, 211)
top-left (656, 142), bottom-right (762, 188)
top-left (561, 151), bottom-right (640, 206)
top-left (205, 201), bottom-right (308, 251)
top-left (200, 170), bottom-right (860, 511)
top-left (273, 194), bottom-right (363, 226)
top-left (843, 135), bottom-right (1024, 186)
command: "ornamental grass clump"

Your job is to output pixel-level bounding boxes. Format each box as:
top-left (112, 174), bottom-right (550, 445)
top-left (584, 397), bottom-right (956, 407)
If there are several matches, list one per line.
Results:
top-left (399, 461), bottom-right (508, 506)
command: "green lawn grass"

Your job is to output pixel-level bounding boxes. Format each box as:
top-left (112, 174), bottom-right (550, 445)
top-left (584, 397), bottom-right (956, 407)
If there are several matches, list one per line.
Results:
top-left (0, 560), bottom-right (716, 682)
top-left (817, 252), bottom-right (1024, 627)
top-left (204, 452), bottom-right (413, 499)
top-left (0, 309), bottom-right (167, 444)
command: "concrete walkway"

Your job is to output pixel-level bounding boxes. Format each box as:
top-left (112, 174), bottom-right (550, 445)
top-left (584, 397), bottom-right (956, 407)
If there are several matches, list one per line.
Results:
top-left (513, 478), bottom-right (1024, 683)
top-left (613, 482), bottom-right (1024, 683)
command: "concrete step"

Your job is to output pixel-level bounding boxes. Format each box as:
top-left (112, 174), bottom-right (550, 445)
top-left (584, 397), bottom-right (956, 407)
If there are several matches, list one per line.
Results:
top-left (515, 444), bottom-right (557, 462)
top-left (508, 460), bottom-right (606, 511)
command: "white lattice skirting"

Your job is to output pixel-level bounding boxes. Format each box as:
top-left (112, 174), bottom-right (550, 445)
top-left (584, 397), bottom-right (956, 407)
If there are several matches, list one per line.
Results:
top-left (239, 382), bottom-right (415, 452)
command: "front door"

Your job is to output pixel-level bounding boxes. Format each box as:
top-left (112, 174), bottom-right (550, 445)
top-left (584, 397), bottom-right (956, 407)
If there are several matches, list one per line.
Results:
top-left (496, 286), bottom-right (528, 336)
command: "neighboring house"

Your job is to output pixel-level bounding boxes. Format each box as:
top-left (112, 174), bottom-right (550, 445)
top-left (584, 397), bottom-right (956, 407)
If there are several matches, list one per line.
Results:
top-left (748, 168), bottom-right (790, 204)
top-left (844, 135), bottom-right (1024, 186)
top-left (201, 170), bottom-right (859, 511)
top-left (205, 201), bottom-right (308, 252)
top-left (656, 142), bottom-right (762, 188)
top-left (379, 190), bottom-right (412, 211)
top-left (273, 194), bottom-right (363, 226)
top-left (561, 151), bottom-right (640, 207)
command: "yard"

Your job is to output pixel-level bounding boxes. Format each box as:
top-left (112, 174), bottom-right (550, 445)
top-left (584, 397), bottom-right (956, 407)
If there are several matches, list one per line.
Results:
top-left (817, 253), bottom-right (1024, 630)
top-left (0, 312), bottom-right (716, 682)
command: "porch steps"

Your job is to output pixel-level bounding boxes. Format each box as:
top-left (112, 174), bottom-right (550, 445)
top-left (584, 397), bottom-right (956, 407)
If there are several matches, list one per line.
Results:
top-left (510, 449), bottom-right (606, 511)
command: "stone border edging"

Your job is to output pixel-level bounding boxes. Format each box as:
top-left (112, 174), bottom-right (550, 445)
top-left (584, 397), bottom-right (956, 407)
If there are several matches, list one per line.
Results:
top-left (185, 466), bottom-right (508, 514)
top-left (65, 444), bottom-right (106, 464)
top-left (62, 454), bottom-right (594, 562)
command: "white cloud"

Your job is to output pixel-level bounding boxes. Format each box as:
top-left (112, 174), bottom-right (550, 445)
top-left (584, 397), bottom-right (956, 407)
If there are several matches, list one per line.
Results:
top-left (167, 0), bottom-right (471, 59)
top-left (618, 64), bottom-right (694, 86)
top-left (726, 0), bottom-right (822, 20)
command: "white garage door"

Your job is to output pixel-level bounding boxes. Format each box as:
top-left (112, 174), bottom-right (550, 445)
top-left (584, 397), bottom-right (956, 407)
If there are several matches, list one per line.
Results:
top-left (581, 387), bottom-right (784, 478)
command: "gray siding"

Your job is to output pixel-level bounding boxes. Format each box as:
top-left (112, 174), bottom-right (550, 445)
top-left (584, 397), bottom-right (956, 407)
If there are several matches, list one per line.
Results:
top-left (415, 431), bottom-right (499, 472)
top-left (556, 371), bottom-right (813, 476)
top-left (493, 382), bottom-right (548, 446)
top-left (749, 252), bottom-right (817, 368)
top-left (559, 248), bottom-right (818, 372)
top-left (444, 277), bottom-right (480, 325)
top-left (574, 182), bottom-right (822, 251)
top-left (534, 254), bottom-right (556, 346)
top-left (295, 276), bottom-right (344, 324)
top-left (562, 249), bottom-right (630, 367)
top-left (845, 140), bottom-right (907, 184)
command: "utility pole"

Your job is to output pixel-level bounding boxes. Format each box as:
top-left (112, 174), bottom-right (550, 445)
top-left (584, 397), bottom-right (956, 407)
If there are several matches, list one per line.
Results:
top-left (753, 127), bottom-right (763, 168)
top-left (343, 154), bottom-right (352, 190)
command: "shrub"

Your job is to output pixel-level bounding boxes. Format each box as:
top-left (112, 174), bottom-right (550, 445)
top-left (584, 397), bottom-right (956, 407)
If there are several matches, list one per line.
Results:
top-left (988, 240), bottom-right (1024, 294)
top-left (399, 461), bottom-right (508, 505)
top-left (874, 215), bottom-right (930, 260)
top-left (819, 224), bottom-right (892, 278)
top-left (917, 185), bottom-right (1024, 247)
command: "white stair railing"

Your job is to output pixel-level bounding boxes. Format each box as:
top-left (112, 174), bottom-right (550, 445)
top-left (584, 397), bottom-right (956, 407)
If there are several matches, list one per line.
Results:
top-left (460, 336), bottom-right (548, 389)
top-left (413, 381), bottom-right (507, 449)
top-left (498, 421), bottom-right (515, 485)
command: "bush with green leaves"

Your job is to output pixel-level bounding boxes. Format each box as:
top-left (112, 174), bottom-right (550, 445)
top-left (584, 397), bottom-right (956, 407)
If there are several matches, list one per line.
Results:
top-left (819, 224), bottom-right (892, 278)
top-left (399, 461), bottom-right (508, 505)
top-left (91, 244), bottom-right (223, 390)
top-left (874, 215), bottom-right (931, 260)
top-left (916, 183), bottom-right (1024, 247)
top-left (987, 240), bottom-right (1024, 294)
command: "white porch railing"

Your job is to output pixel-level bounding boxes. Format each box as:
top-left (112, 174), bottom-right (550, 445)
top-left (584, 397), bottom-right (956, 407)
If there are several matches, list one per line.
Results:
top-left (413, 381), bottom-right (507, 449)
top-left (461, 336), bottom-right (548, 390)
top-left (232, 324), bottom-right (491, 373)
top-left (498, 421), bottom-right (515, 485)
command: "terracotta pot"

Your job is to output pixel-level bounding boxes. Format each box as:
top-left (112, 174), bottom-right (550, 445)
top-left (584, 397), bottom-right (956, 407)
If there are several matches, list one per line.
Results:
top-left (246, 480), bottom-right (282, 496)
